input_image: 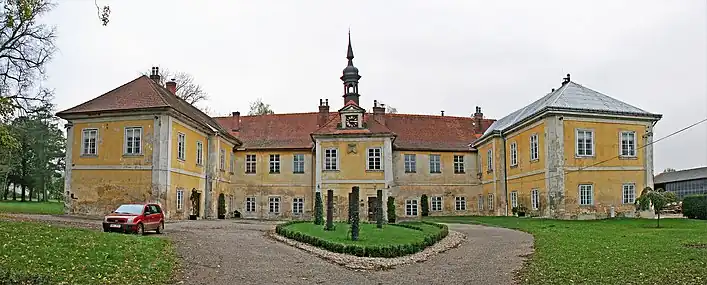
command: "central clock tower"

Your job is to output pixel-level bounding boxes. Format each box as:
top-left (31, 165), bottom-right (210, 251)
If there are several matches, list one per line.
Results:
top-left (341, 30), bottom-right (361, 106)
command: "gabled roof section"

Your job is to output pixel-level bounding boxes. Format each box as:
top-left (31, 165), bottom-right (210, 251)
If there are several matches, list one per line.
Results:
top-left (312, 113), bottom-right (394, 136)
top-left (385, 114), bottom-right (493, 151)
top-left (338, 100), bottom-right (365, 113)
top-left (474, 80), bottom-right (662, 144)
top-left (654, 167), bottom-right (707, 184)
top-left (213, 112), bottom-right (332, 149)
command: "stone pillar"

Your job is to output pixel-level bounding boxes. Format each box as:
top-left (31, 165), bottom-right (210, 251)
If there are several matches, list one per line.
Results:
top-left (382, 137), bottom-right (394, 222)
top-left (545, 116), bottom-right (566, 218)
top-left (63, 122), bottom-right (74, 214)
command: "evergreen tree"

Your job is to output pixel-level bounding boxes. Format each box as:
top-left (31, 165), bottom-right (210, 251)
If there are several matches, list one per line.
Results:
top-left (376, 189), bottom-right (383, 228)
top-left (387, 196), bottom-right (396, 223)
top-left (350, 186), bottom-right (360, 241)
top-left (421, 194), bottom-right (429, 216)
top-left (314, 191), bottom-right (323, 225)
top-left (325, 190), bottom-right (334, 231)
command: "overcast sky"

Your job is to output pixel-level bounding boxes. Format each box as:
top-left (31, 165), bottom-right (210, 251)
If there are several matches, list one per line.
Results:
top-left (44, 0), bottom-right (706, 172)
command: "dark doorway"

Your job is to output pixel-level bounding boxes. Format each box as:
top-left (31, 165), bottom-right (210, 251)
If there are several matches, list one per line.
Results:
top-left (367, 197), bottom-right (377, 221)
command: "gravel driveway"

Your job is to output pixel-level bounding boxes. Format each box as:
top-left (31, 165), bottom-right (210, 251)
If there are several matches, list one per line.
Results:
top-left (0, 214), bottom-right (534, 285)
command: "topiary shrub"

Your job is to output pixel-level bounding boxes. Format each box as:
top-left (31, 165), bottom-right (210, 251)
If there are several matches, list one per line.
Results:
top-left (314, 192), bottom-right (323, 225)
top-left (420, 194), bottom-right (429, 217)
top-left (217, 193), bottom-right (226, 219)
top-left (376, 189), bottom-right (383, 228)
top-left (683, 194), bottom-right (707, 220)
top-left (387, 196), bottom-right (396, 223)
top-left (350, 186), bottom-right (360, 241)
top-left (348, 192), bottom-right (354, 224)
top-left (325, 189), bottom-right (334, 231)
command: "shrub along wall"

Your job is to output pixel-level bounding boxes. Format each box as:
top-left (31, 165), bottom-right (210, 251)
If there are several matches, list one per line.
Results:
top-left (275, 221), bottom-right (449, 258)
top-left (682, 195), bottom-right (707, 220)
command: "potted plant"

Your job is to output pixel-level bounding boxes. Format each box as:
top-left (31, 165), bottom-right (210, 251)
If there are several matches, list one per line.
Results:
top-left (517, 205), bottom-right (528, 217)
top-left (511, 206), bottom-right (518, 216)
top-left (217, 193), bottom-right (226, 219)
top-left (189, 189), bottom-right (199, 220)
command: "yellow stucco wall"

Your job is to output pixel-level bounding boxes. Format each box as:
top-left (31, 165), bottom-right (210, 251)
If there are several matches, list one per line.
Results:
top-left (506, 173), bottom-right (546, 215)
top-left (72, 120), bottom-right (154, 166)
top-left (69, 169), bottom-right (152, 216)
top-left (505, 121), bottom-right (545, 177)
top-left (564, 170), bottom-right (644, 217)
top-left (233, 150), bottom-right (313, 184)
top-left (563, 120), bottom-right (646, 168)
top-left (476, 138), bottom-right (501, 182)
top-left (168, 172), bottom-right (206, 220)
top-left (320, 140), bottom-right (385, 181)
top-left (170, 120), bottom-right (208, 173)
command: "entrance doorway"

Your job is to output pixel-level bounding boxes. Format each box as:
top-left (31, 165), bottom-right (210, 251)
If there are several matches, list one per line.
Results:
top-left (367, 197), bottom-right (377, 221)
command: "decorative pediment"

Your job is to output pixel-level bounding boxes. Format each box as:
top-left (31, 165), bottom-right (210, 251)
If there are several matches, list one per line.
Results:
top-left (338, 102), bottom-right (365, 114)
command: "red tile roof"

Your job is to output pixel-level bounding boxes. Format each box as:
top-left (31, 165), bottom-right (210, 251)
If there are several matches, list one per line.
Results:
top-left (311, 113), bottom-right (394, 136)
top-left (213, 112), bottom-right (332, 149)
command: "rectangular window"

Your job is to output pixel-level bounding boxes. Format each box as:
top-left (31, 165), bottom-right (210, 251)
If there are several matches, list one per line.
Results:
top-left (293, 154), bottom-right (305, 173)
top-left (324, 148), bottom-right (338, 170)
top-left (404, 154), bottom-right (416, 173)
top-left (530, 133), bottom-right (539, 161)
top-left (124, 127), bottom-right (142, 155)
top-left (429, 154), bottom-right (441, 173)
top-left (177, 132), bottom-right (186, 161)
top-left (293, 197), bottom-right (304, 214)
top-left (269, 197), bottom-right (281, 214)
top-left (430, 196), bottom-right (442, 212)
top-left (229, 154), bottom-right (235, 173)
top-left (367, 147), bottom-right (382, 170)
top-left (245, 154), bottom-right (256, 174)
top-left (488, 193), bottom-right (494, 211)
top-left (269, 154), bottom-right (280, 173)
top-left (510, 142), bottom-right (518, 166)
top-left (477, 195), bottom-right (484, 211)
top-left (576, 129), bottom-right (594, 156)
top-left (510, 191), bottom-right (518, 208)
top-left (531, 189), bottom-right (540, 210)
top-left (454, 155), bottom-right (465, 174)
top-left (622, 183), bottom-right (636, 204)
top-left (196, 141), bottom-right (204, 165)
top-left (81, 128), bottom-right (98, 155)
top-left (620, 131), bottom-right (637, 157)
top-left (487, 149), bottom-right (493, 171)
top-left (455, 196), bottom-right (466, 211)
top-left (405, 199), bottom-right (419, 216)
top-left (219, 149), bottom-right (226, 170)
top-left (176, 189), bottom-right (184, 210)
top-left (246, 197), bottom-right (256, 212)
top-left (579, 184), bottom-right (593, 205)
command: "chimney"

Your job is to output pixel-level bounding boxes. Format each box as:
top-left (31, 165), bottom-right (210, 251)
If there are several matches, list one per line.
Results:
top-left (441, 110), bottom-right (445, 116)
top-left (318, 99), bottom-right (330, 127)
top-left (231, 111), bottom-right (240, 131)
top-left (372, 100), bottom-right (386, 125)
top-left (166, 79), bottom-right (177, 94)
top-left (473, 106), bottom-right (484, 133)
top-left (562, 73), bottom-right (571, 85)
top-left (149, 67), bottom-right (161, 83)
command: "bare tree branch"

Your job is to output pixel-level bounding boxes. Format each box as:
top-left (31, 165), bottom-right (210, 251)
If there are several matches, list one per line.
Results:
top-left (142, 66), bottom-right (209, 107)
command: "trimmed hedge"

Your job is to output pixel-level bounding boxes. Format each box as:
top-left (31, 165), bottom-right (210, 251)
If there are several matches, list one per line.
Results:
top-left (683, 195), bottom-right (707, 220)
top-left (0, 268), bottom-right (52, 285)
top-left (275, 221), bottom-right (449, 258)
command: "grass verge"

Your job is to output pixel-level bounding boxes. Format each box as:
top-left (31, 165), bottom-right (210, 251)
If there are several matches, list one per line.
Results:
top-left (426, 216), bottom-right (707, 285)
top-left (0, 201), bottom-right (64, 215)
top-left (0, 221), bottom-right (176, 284)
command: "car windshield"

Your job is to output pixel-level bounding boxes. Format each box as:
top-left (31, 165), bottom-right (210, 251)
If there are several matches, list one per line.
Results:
top-left (113, 204), bottom-right (144, 214)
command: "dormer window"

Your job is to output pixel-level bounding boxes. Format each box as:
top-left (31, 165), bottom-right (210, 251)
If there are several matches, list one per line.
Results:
top-left (345, 114), bottom-right (359, 128)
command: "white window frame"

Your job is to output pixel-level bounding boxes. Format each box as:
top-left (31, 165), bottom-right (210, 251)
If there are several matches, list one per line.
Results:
top-left (176, 189), bottom-right (184, 210)
top-left (531, 189), bottom-right (540, 210)
top-left (324, 148), bottom-right (339, 170)
top-left (269, 154), bottom-right (281, 174)
top-left (219, 149), bottom-right (226, 170)
top-left (405, 199), bottom-right (419, 216)
top-left (429, 154), bottom-right (441, 173)
top-left (245, 154), bottom-right (256, 174)
top-left (404, 154), bottom-right (416, 173)
top-left (620, 131), bottom-right (637, 157)
top-left (453, 155), bottom-right (465, 174)
top-left (245, 196), bottom-right (256, 212)
top-left (196, 141), bottom-right (204, 166)
top-left (229, 153), bottom-right (235, 173)
top-left (510, 191), bottom-right (518, 208)
top-left (477, 195), bottom-right (484, 211)
top-left (622, 183), bottom-right (636, 204)
top-left (269, 196), bottom-right (281, 214)
top-left (124, 127), bottom-right (142, 155)
top-left (367, 147), bottom-right (382, 170)
top-left (487, 149), bottom-right (493, 171)
top-left (430, 196), bottom-right (442, 212)
top-left (292, 197), bottom-right (304, 214)
top-left (575, 129), bottom-right (594, 157)
top-left (177, 132), bottom-right (186, 161)
top-left (510, 142), bottom-right (518, 166)
top-left (579, 184), bottom-right (594, 205)
top-left (488, 193), bottom-right (494, 211)
top-left (455, 196), bottom-right (466, 211)
top-left (81, 128), bottom-right (98, 156)
top-left (530, 133), bottom-right (539, 161)
top-left (293, 154), bottom-right (305, 173)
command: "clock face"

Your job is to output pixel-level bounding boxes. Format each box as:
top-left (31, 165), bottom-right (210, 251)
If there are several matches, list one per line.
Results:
top-left (345, 115), bottom-right (359, 128)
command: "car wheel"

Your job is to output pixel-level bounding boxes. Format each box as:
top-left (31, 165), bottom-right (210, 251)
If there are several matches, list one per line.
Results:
top-left (138, 223), bottom-right (146, 235)
top-left (156, 221), bottom-right (164, 234)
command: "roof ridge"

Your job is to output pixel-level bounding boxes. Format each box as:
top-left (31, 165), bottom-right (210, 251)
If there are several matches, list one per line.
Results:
top-left (549, 81), bottom-right (570, 106)
top-left (567, 81), bottom-right (650, 113)
top-left (145, 76), bottom-right (172, 106)
top-left (212, 112), bottom-right (320, 119)
top-left (57, 75), bottom-right (161, 114)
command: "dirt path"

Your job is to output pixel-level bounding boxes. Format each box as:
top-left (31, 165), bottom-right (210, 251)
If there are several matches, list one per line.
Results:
top-left (0, 214), bottom-right (534, 285)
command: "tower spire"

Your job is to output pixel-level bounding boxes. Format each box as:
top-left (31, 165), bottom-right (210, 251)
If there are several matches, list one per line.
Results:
top-left (347, 29), bottom-right (354, 63)
top-left (341, 30), bottom-right (361, 105)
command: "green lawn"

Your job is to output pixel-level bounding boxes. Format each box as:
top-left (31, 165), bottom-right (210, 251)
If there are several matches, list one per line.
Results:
top-left (426, 216), bottom-right (707, 285)
top-left (285, 222), bottom-right (428, 246)
top-left (0, 200), bottom-right (64, 215)
top-left (0, 221), bottom-right (177, 284)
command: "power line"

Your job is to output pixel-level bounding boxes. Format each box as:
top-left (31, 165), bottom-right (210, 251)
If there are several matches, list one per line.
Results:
top-left (502, 117), bottom-right (707, 186)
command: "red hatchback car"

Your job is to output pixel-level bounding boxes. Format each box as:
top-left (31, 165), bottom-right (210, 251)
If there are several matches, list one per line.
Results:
top-left (102, 203), bottom-right (165, 235)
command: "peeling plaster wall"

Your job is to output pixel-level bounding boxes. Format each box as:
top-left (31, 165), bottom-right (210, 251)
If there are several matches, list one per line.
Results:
top-left (69, 170), bottom-right (152, 216)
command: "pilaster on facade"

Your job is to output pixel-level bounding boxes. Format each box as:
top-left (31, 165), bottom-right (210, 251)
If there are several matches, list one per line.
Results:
top-left (152, 115), bottom-right (171, 211)
top-left (644, 122), bottom-right (655, 190)
top-left (497, 137), bottom-right (508, 216)
top-left (63, 122), bottom-right (74, 214)
top-left (315, 140), bottom-right (322, 194)
top-left (204, 133), bottom-right (220, 219)
top-left (382, 137), bottom-right (394, 222)
top-left (544, 116), bottom-right (565, 218)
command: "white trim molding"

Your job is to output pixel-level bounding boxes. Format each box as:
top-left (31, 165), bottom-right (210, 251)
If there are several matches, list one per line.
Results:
top-left (169, 168), bottom-right (207, 179)
top-left (72, 165), bottom-right (152, 170)
top-left (564, 166), bottom-right (644, 171)
top-left (322, 179), bottom-right (387, 184)
top-left (506, 169), bottom-right (546, 180)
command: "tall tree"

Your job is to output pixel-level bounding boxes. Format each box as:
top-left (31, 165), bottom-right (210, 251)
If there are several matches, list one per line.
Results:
top-left (143, 67), bottom-right (209, 107)
top-left (248, 98), bottom-right (274, 115)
